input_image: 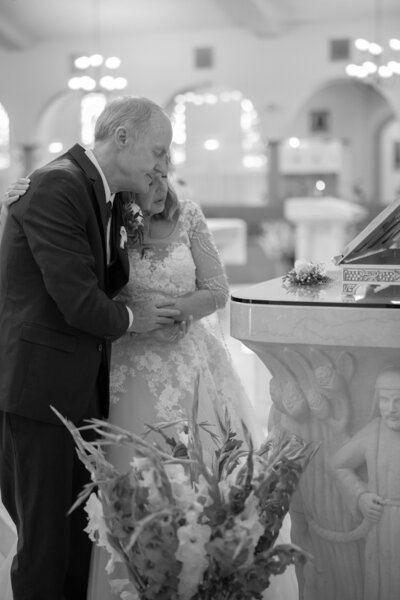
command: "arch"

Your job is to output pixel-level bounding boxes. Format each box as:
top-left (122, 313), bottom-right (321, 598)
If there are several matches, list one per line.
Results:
top-left (165, 82), bottom-right (266, 206)
top-left (281, 77), bottom-right (396, 204)
top-left (379, 118), bottom-right (400, 204)
top-left (32, 89), bottom-right (107, 170)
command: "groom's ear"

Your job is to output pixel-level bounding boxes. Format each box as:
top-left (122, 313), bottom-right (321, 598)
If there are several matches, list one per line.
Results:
top-left (115, 126), bottom-right (129, 148)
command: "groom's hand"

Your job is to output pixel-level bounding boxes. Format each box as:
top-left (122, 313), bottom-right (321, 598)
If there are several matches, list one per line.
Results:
top-left (128, 300), bottom-right (181, 333)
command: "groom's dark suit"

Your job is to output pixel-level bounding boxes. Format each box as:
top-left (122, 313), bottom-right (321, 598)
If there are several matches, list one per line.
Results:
top-left (0, 144), bottom-right (130, 600)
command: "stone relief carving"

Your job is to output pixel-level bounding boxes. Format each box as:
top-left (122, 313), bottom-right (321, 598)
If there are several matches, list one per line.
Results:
top-left (332, 366), bottom-right (400, 600)
top-left (258, 346), bottom-right (364, 600)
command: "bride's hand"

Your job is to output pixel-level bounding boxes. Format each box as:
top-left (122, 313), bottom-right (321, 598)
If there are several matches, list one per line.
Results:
top-left (2, 178), bottom-right (30, 207)
top-left (151, 324), bottom-right (185, 343)
top-left (150, 317), bottom-right (192, 343)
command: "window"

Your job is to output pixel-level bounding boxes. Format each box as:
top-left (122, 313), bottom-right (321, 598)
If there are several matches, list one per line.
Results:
top-left (310, 110), bottom-right (330, 134)
top-left (393, 141), bottom-right (400, 170)
top-left (194, 47), bottom-right (214, 69)
top-left (81, 93), bottom-right (107, 147)
top-left (0, 103), bottom-right (10, 169)
top-left (329, 39), bottom-right (351, 61)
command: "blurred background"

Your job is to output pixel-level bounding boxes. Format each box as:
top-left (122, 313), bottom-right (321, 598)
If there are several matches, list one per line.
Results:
top-left (1, 0), bottom-right (400, 431)
top-left (1, 0), bottom-right (400, 277)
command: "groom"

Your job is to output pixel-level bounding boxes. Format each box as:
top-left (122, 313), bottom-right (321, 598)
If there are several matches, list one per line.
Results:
top-left (0, 96), bottom-right (180, 600)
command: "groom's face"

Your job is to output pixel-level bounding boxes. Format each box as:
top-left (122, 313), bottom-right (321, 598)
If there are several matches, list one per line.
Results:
top-left (118, 112), bottom-right (172, 194)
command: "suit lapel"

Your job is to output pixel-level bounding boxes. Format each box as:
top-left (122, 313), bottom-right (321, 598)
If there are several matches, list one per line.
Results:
top-left (66, 145), bottom-right (129, 294)
top-left (67, 144), bottom-right (108, 258)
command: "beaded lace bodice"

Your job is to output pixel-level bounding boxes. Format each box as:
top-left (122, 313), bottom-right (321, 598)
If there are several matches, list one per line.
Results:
top-left (110, 199), bottom-right (248, 425)
top-left (116, 199), bottom-right (229, 309)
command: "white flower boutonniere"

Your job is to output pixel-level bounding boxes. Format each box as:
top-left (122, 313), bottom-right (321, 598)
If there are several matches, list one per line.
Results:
top-left (120, 226), bottom-right (128, 250)
top-left (131, 203), bottom-right (144, 227)
top-left (122, 199), bottom-right (147, 256)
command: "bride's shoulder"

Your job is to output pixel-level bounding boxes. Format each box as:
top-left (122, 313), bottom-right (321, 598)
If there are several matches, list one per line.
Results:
top-left (179, 198), bottom-right (205, 223)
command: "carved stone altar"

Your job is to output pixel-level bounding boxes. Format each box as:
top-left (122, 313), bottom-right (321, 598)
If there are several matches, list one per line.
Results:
top-left (230, 275), bottom-right (400, 600)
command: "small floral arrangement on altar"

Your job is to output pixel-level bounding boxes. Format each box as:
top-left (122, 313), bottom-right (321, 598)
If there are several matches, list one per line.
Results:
top-left (282, 259), bottom-right (333, 287)
top-left (52, 399), bottom-right (315, 600)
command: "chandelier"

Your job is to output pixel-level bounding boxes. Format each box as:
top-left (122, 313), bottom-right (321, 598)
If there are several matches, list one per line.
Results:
top-left (345, 0), bottom-right (400, 83)
top-left (68, 53), bottom-right (127, 92)
top-left (67, 0), bottom-right (127, 93)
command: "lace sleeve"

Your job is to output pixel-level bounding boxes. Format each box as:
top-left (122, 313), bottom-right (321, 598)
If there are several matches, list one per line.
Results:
top-left (184, 200), bottom-right (230, 309)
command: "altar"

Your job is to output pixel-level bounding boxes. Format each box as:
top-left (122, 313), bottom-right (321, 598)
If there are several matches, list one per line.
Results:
top-left (230, 274), bottom-right (400, 600)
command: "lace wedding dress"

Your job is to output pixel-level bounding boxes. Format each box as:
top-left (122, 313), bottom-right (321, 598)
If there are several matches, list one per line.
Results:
top-left (87, 199), bottom-right (270, 599)
top-left (0, 200), bottom-right (297, 599)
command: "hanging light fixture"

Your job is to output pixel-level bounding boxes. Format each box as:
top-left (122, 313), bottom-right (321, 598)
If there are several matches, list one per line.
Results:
top-left (68, 0), bottom-right (127, 92)
top-left (345, 0), bottom-right (400, 83)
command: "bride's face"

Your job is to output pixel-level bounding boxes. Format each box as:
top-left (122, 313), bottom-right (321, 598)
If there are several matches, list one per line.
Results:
top-left (137, 174), bottom-right (168, 216)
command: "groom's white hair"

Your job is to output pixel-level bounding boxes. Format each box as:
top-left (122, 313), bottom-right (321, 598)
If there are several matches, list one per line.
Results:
top-left (94, 96), bottom-right (169, 142)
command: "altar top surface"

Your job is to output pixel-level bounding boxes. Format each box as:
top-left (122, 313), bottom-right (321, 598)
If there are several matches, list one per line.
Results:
top-left (231, 271), bottom-right (400, 309)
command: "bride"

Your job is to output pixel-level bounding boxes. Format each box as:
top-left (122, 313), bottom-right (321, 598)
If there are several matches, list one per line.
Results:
top-left (0, 174), bottom-right (297, 600)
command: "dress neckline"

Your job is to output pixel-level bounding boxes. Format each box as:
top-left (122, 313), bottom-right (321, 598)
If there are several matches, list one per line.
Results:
top-left (144, 214), bottom-right (180, 243)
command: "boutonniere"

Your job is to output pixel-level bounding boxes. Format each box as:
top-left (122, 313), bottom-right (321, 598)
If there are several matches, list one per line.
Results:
top-left (131, 203), bottom-right (144, 228)
top-left (121, 198), bottom-right (147, 254)
top-left (120, 226), bottom-right (128, 249)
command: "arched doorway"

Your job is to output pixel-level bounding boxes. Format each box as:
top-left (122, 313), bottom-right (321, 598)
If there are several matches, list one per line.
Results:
top-left (282, 78), bottom-right (396, 205)
top-left (31, 90), bottom-right (107, 171)
top-left (166, 83), bottom-right (266, 206)
top-left (379, 118), bottom-right (400, 204)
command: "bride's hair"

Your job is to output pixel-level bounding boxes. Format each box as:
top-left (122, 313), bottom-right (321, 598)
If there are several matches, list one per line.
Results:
top-left (155, 180), bottom-right (180, 222)
top-left (120, 179), bottom-right (180, 240)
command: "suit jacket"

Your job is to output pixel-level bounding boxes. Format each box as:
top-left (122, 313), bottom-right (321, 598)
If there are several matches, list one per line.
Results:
top-left (0, 144), bottom-right (130, 424)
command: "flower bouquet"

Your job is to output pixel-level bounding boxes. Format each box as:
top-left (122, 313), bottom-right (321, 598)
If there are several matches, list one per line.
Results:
top-left (282, 259), bottom-right (333, 287)
top-left (53, 398), bottom-right (315, 600)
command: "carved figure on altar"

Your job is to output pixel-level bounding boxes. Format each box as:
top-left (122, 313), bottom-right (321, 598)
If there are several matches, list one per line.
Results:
top-left (265, 348), bottom-right (364, 600)
top-left (333, 366), bottom-right (400, 600)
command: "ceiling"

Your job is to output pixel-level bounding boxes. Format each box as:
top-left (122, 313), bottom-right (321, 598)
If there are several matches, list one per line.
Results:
top-left (0, 0), bottom-right (399, 51)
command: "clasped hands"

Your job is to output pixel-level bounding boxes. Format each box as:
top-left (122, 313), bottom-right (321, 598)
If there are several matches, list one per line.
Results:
top-left (128, 299), bottom-right (192, 342)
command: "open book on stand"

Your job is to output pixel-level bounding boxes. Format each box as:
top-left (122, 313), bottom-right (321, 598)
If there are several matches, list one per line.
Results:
top-left (334, 197), bottom-right (400, 295)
